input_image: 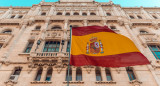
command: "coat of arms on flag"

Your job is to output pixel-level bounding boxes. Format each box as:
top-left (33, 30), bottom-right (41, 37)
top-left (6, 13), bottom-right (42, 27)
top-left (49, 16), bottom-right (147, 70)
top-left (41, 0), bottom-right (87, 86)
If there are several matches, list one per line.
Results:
top-left (86, 37), bottom-right (104, 54)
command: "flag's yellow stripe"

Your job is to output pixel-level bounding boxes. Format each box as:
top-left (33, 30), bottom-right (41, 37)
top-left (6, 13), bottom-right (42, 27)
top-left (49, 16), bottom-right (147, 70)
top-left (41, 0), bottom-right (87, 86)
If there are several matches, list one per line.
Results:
top-left (71, 32), bottom-right (140, 56)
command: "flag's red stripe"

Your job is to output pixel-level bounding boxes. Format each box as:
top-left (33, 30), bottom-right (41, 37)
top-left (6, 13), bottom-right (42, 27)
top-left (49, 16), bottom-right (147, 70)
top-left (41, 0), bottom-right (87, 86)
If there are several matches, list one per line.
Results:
top-left (72, 26), bottom-right (116, 36)
top-left (70, 52), bottom-right (150, 67)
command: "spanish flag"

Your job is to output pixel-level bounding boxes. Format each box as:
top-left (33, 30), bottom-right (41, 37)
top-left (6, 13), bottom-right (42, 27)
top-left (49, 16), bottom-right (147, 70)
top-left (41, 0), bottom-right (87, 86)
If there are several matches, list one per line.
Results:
top-left (70, 26), bottom-right (150, 67)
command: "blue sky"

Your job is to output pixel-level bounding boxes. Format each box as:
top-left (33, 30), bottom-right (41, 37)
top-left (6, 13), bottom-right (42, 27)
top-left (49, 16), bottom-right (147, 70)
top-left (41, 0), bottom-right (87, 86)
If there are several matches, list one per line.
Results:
top-left (0, 0), bottom-right (160, 7)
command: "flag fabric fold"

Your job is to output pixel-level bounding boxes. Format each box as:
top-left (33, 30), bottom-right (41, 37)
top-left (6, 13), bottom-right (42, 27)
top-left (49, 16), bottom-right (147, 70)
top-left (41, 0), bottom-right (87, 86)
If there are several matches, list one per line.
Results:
top-left (70, 26), bottom-right (150, 67)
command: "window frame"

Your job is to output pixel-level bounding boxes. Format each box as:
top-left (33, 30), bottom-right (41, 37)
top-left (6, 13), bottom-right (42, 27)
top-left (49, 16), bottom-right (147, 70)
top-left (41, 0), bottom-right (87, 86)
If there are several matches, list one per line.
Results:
top-left (43, 41), bottom-right (60, 52)
top-left (24, 42), bottom-right (34, 53)
top-left (148, 45), bottom-right (160, 59)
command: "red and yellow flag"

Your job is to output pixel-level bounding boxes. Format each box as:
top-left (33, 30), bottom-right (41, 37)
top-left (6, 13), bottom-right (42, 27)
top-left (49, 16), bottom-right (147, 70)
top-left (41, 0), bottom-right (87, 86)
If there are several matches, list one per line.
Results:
top-left (70, 26), bottom-right (150, 67)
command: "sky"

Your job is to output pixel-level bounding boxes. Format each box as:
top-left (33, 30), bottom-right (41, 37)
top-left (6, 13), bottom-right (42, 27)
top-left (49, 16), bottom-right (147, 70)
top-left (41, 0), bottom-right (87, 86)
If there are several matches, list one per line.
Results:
top-left (0, 0), bottom-right (160, 7)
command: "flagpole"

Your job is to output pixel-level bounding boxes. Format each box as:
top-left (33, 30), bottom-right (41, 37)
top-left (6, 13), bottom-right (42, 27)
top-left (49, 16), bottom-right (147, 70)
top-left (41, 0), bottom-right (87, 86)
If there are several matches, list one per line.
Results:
top-left (67, 25), bottom-right (72, 86)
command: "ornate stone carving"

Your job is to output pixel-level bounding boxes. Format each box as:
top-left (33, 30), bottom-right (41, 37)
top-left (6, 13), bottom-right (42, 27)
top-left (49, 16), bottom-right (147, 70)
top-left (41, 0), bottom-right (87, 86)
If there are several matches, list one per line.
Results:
top-left (4, 80), bottom-right (17, 86)
top-left (84, 66), bottom-right (94, 74)
top-left (129, 80), bottom-right (142, 86)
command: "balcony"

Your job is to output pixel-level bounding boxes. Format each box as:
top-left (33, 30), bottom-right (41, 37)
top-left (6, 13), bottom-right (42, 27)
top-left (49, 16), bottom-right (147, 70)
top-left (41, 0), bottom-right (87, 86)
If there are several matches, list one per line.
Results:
top-left (137, 33), bottom-right (159, 47)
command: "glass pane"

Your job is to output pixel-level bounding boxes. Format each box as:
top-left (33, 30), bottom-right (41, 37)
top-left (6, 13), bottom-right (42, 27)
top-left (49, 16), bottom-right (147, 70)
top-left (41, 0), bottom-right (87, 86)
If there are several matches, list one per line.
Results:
top-left (57, 43), bottom-right (60, 47)
top-left (157, 55), bottom-right (160, 59)
top-left (46, 76), bottom-right (51, 81)
top-left (67, 48), bottom-right (69, 52)
top-left (48, 48), bottom-right (52, 52)
top-left (106, 75), bottom-right (112, 81)
top-left (52, 44), bottom-right (56, 47)
top-left (56, 48), bottom-right (59, 52)
top-left (49, 44), bottom-right (53, 47)
top-left (43, 48), bottom-right (47, 52)
top-left (51, 48), bottom-right (55, 52)
top-left (150, 46), bottom-right (159, 51)
top-left (155, 52), bottom-right (160, 55)
top-left (76, 75), bottom-right (82, 81)
top-left (96, 76), bottom-right (102, 81)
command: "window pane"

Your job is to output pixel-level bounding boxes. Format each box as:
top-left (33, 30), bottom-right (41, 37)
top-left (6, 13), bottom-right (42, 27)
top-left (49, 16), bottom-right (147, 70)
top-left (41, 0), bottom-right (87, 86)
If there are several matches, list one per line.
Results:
top-left (51, 48), bottom-right (55, 52)
top-left (150, 46), bottom-right (159, 51)
top-left (56, 48), bottom-right (59, 52)
top-left (106, 75), bottom-right (112, 81)
top-left (96, 76), bottom-right (102, 81)
top-left (155, 52), bottom-right (160, 55)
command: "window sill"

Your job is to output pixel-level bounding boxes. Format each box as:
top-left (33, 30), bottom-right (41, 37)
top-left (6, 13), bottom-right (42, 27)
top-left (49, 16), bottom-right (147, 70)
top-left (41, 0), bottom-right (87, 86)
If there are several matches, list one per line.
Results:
top-left (4, 80), bottom-right (17, 85)
top-left (63, 81), bottom-right (84, 84)
top-left (95, 81), bottom-right (116, 84)
top-left (31, 81), bottom-right (52, 84)
top-left (18, 53), bottom-right (30, 56)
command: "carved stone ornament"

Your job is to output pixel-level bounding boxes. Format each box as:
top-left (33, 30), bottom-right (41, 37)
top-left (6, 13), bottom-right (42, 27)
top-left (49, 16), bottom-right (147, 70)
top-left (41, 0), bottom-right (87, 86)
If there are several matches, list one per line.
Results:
top-left (115, 67), bottom-right (121, 74)
top-left (4, 80), bottom-right (17, 86)
top-left (84, 66), bottom-right (94, 74)
top-left (129, 80), bottom-right (142, 86)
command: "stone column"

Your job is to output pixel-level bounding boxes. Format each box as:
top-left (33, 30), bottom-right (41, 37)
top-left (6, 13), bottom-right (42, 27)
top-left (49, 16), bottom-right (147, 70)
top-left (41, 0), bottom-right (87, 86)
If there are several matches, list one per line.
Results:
top-left (1, 7), bottom-right (12, 19)
top-left (140, 7), bottom-right (152, 19)
top-left (133, 13), bottom-right (138, 19)
top-left (98, 5), bottom-right (104, 16)
top-left (72, 67), bottom-right (76, 81)
top-left (112, 6), bottom-right (120, 16)
top-left (40, 66), bottom-right (48, 81)
top-left (48, 5), bottom-right (55, 16)
top-left (101, 67), bottom-right (107, 81)
top-left (14, 14), bottom-right (19, 19)
top-left (83, 19), bottom-right (87, 26)
top-left (64, 20), bottom-right (68, 29)
top-left (33, 5), bottom-right (41, 16)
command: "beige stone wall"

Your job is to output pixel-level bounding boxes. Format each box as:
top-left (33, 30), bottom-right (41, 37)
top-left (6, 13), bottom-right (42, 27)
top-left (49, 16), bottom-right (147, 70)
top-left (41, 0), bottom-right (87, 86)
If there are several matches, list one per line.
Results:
top-left (0, 0), bottom-right (160, 86)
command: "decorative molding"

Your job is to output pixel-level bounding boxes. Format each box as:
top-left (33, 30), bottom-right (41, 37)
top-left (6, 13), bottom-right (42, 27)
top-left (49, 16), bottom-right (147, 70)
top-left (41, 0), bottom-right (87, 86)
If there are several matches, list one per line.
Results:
top-left (63, 81), bottom-right (84, 84)
top-left (31, 81), bottom-right (52, 84)
top-left (95, 81), bottom-right (116, 84)
top-left (129, 80), bottom-right (142, 86)
top-left (4, 80), bottom-right (17, 86)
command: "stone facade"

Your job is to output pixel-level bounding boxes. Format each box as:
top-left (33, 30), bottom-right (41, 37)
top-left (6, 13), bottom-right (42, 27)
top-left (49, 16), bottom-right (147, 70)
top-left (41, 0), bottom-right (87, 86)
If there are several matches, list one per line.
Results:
top-left (0, 0), bottom-right (160, 86)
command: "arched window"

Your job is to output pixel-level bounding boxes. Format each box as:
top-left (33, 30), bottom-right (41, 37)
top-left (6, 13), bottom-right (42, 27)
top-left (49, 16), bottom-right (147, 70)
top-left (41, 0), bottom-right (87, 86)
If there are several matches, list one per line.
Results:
top-left (45, 67), bottom-right (53, 81)
top-left (9, 67), bottom-right (22, 81)
top-left (3, 30), bottom-right (12, 34)
top-left (11, 15), bottom-right (15, 19)
top-left (126, 67), bottom-right (136, 81)
top-left (35, 67), bottom-right (43, 81)
top-left (76, 67), bottom-right (82, 81)
top-left (18, 15), bottom-right (23, 19)
top-left (110, 26), bottom-right (116, 30)
top-left (65, 13), bottom-right (70, 16)
top-left (129, 15), bottom-right (135, 19)
top-left (66, 68), bottom-right (72, 81)
top-left (95, 67), bottom-right (102, 81)
top-left (140, 30), bottom-right (148, 34)
top-left (153, 15), bottom-right (158, 19)
top-left (90, 12), bottom-right (96, 15)
top-left (82, 13), bottom-right (87, 16)
top-left (41, 12), bottom-right (46, 16)
top-left (51, 26), bottom-right (62, 30)
top-left (106, 13), bottom-right (111, 16)
top-left (73, 12), bottom-right (79, 15)
top-left (105, 68), bottom-right (112, 81)
top-left (35, 26), bottom-right (41, 30)
top-left (137, 15), bottom-right (142, 19)
top-left (57, 12), bottom-right (62, 15)
top-left (72, 25), bottom-right (79, 28)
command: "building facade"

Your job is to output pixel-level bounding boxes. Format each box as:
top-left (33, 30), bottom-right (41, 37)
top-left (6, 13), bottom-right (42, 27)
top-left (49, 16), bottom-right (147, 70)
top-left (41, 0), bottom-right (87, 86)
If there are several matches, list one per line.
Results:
top-left (0, 0), bottom-right (160, 86)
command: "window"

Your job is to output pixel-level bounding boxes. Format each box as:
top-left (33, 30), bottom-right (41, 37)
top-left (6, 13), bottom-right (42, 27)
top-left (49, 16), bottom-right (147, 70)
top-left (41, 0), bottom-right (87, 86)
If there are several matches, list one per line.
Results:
top-left (45, 67), bottom-right (53, 81)
top-left (129, 15), bottom-right (135, 19)
top-left (35, 26), bottom-right (41, 30)
top-left (9, 67), bottom-right (22, 81)
top-left (82, 13), bottom-right (87, 16)
top-left (57, 12), bottom-right (62, 15)
top-left (137, 15), bottom-right (142, 19)
top-left (11, 15), bottom-right (15, 19)
top-left (110, 26), bottom-right (116, 30)
top-left (0, 44), bottom-right (2, 49)
top-left (126, 67), bottom-right (136, 81)
top-left (140, 30), bottom-right (148, 34)
top-left (67, 41), bottom-right (70, 52)
top-left (18, 15), bottom-right (23, 19)
top-left (3, 30), bottom-right (12, 34)
top-left (24, 42), bottom-right (33, 53)
top-left (90, 12), bottom-right (96, 15)
top-left (43, 41), bottom-right (60, 52)
top-left (76, 67), bottom-right (82, 81)
top-left (106, 13), bottom-right (111, 16)
top-left (65, 13), bottom-right (70, 16)
top-left (153, 15), bottom-right (158, 19)
top-left (95, 67), bottom-right (102, 81)
top-left (41, 12), bottom-right (46, 16)
top-left (148, 45), bottom-right (160, 59)
top-left (105, 68), bottom-right (112, 81)
top-left (51, 26), bottom-right (61, 30)
top-left (73, 12), bottom-right (79, 15)
top-left (35, 67), bottom-right (43, 81)
top-left (66, 68), bottom-right (72, 81)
